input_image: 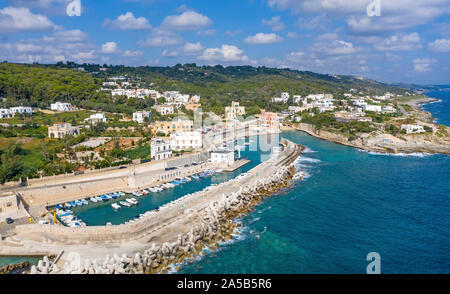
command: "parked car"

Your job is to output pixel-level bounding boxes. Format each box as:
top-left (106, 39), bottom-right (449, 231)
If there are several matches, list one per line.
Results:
top-left (5, 218), bottom-right (14, 224)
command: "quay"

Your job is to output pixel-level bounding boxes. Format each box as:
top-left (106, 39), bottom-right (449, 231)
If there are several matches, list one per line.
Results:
top-left (0, 138), bottom-right (302, 274)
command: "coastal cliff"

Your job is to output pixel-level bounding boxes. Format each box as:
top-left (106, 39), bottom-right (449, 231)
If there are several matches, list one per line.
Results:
top-left (291, 123), bottom-right (450, 155)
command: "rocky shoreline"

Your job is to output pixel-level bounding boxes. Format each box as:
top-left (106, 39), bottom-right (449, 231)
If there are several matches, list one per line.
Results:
top-left (29, 147), bottom-right (302, 274)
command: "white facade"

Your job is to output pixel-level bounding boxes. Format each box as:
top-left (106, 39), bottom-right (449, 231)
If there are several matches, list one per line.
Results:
top-left (51, 102), bottom-right (74, 112)
top-left (10, 106), bottom-right (33, 115)
top-left (293, 95), bottom-right (303, 104)
top-left (190, 95), bottom-right (201, 103)
top-left (352, 99), bottom-right (367, 107)
top-left (86, 113), bottom-right (107, 124)
top-left (382, 105), bottom-right (396, 113)
top-left (210, 150), bottom-right (235, 166)
top-left (154, 105), bottom-right (174, 115)
top-left (364, 104), bottom-right (382, 112)
top-left (133, 111), bottom-right (150, 124)
top-left (170, 131), bottom-right (202, 151)
top-left (272, 97), bottom-right (288, 103)
top-left (151, 139), bottom-right (172, 160)
top-left (0, 109), bottom-right (13, 118)
top-left (401, 124), bottom-right (425, 134)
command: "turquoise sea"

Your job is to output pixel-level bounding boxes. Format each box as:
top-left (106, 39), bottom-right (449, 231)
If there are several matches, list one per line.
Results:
top-left (177, 92), bottom-right (450, 274)
top-left (1, 92), bottom-right (449, 273)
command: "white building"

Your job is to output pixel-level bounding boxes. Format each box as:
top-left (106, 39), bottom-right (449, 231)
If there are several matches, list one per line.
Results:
top-left (352, 99), bottom-right (367, 107)
top-left (151, 138), bottom-right (172, 161)
top-left (10, 106), bottom-right (33, 115)
top-left (382, 105), bottom-right (396, 113)
top-left (170, 131), bottom-right (202, 151)
top-left (133, 111), bottom-right (151, 124)
top-left (225, 101), bottom-right (246, 119)
top-left (210, 149), bottom-right (235, 166)
top-left (51, 102), bottom-right (74, 112)
top-left (401, 124), bottom-right (425, 134)
top-left (154, 104), bottom-right (174, 115)
top-left (281, 92), bottom-right (290, 100)
top-left (190, 95), bottom-right (200, 103)
top-left (272, 97), bottom-right (288, 103)
top-left (48, 123), bottom-right (81, 139)
top-left (364, 104), bottom-right (382, 113)
top-left (85, 113), bottom-right (107, 124)
top-left (293, 95), bottom-right (303, 104)
top-left (0, 109), bottom-right (13, 119)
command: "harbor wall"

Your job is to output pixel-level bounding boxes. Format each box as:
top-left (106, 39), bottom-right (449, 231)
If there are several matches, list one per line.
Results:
top-left (14, 139), bottom-right (301, 246)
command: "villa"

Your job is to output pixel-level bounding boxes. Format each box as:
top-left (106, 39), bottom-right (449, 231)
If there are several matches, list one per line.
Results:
top-left (401, 124), bottom-right (426, 134)
top-left (48, 123), bottom-right (81, 139)
top-left (51, 102), bottom-right (74, 112)
top-left (170, 131), bottom-right (202, 151)
top-left (150, 138), bottom-right (172, 161)
top-left (225, 101), bottom-right (246, 119)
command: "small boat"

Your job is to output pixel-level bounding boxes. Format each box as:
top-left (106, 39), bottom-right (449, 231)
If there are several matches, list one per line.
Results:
top-left (81, 199), bottom-right (89, 205)
top-left (126, 198), bottom-right (138, 205)
top-left (183, 177), bottom-right (192, 182)
top-left (148, 187), bottom-right (158, 192)
top-left (191, 175), bottom-right (200, 180)
top-left (101, 195), bottom-right (109, 201)
top-left (112, 203), bottom-right (121, 210)
top-left (133, 192), bottom-right (143, 197)
top-left (120, 201), bottom-right (131, 207)
top-left (90, 197), bottom-right (98, 203)
top-left (69, 201), bottom-right (76, 206)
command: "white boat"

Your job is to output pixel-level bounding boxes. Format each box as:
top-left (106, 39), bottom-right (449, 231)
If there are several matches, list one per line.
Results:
top-left (126, 198), bottom-right (138, 205)
top-left (148, 187), bottom-right (158, 192)
top-left (90, 197), bottom-right (98, 203)
top-left (133, 192), bottom-right (143, 197)
top-left (165, 183), bottom-right (175, 188)
top-left (120, 201), bottom-right (131, 207)
top-left (215, 169), bottom-right (223, 173)
top-left (112, 203), bottom-right (121, 210)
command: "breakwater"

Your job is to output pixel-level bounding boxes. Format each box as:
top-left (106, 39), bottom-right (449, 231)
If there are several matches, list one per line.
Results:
top-left (27, 139), bottom-right (302, 274)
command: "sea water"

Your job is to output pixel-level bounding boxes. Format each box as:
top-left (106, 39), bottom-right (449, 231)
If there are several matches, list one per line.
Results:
top-left (178, 92), bottom-right (450, 274)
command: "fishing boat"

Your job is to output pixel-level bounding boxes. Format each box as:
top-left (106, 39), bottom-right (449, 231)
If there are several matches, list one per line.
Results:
top-left (69, 201), bottom-right (76, 206)
top-left (112, 203), bottom-right (121, 210)
top-left (148, 187), bottom-right (158, 192)
top-left (215, 169), bottom-right (223, 173)
top-left (183, 177), bottom-right (192, 182)
top-left (120, 201), bottom-right (131, 207)
top-left (191, 174), bottom-right (200, 180)
top-left (101, 195), bottom-right (109, 201)
top-left (81, 199), bottom-right (89, 205)
top-left (133, 192), bottom-right (143, 197)
top-left (90, 197), bottom-right (98, 203)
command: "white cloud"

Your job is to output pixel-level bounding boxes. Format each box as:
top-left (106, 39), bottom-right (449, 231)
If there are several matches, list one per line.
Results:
top-left (198, 45), bottom-right (251, 63)
top-left (374, 33), bottom-right (422, 51)
top-left (197, 29), bottom-right (216, 36)
top-left (244, 33), bottom-right (283, 45)
top-left (268, 0), bottom-right (450, 35)
top-left (224, 30), bottom-right (242, 37)
top-left (123, 50), bottom-right (144, 57)
top-left (0, 7), bottom-right (55, 33)
top-left (101, 42), bottom-right (119, 54)
top-left (138, 29), bottom-right (183, 48)
top-left (428, 38), bottom-right (450, 53)
top-left (161, 11), bottom-right (212, 31)
top-left (162, 42), bottom-right (204, 58)
top-left (0, 28), bottom-right (98, 64)
top-left (182, 42), bottom-right (204, 54)
top-left (103, 12), bottom-right (151, 30)
top-left (262, 16), bottom-right (285, 32)
top-left (310, 37), bottom-right (357, 55)
top-left (413, 58), bottom-right (437, 72)
top-left (286, 32), bottom-right (300, 39)
top-left (162, 49), bottom-right (179, 57)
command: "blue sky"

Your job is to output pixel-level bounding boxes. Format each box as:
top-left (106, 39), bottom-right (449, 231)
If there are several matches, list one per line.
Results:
top-left (0, 0), bottom-right (449, 84)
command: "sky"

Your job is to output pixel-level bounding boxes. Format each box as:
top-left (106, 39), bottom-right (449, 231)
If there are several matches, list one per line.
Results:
top-left (0, 0), bottom-right (449, 84)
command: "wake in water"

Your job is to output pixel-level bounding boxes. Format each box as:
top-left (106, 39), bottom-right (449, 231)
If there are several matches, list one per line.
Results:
top-left (359, 150), bottom-right (433, 158)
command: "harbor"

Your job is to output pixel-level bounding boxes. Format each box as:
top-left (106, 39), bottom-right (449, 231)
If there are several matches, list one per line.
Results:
top-left (0, 135), bottom-right (302, 273)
